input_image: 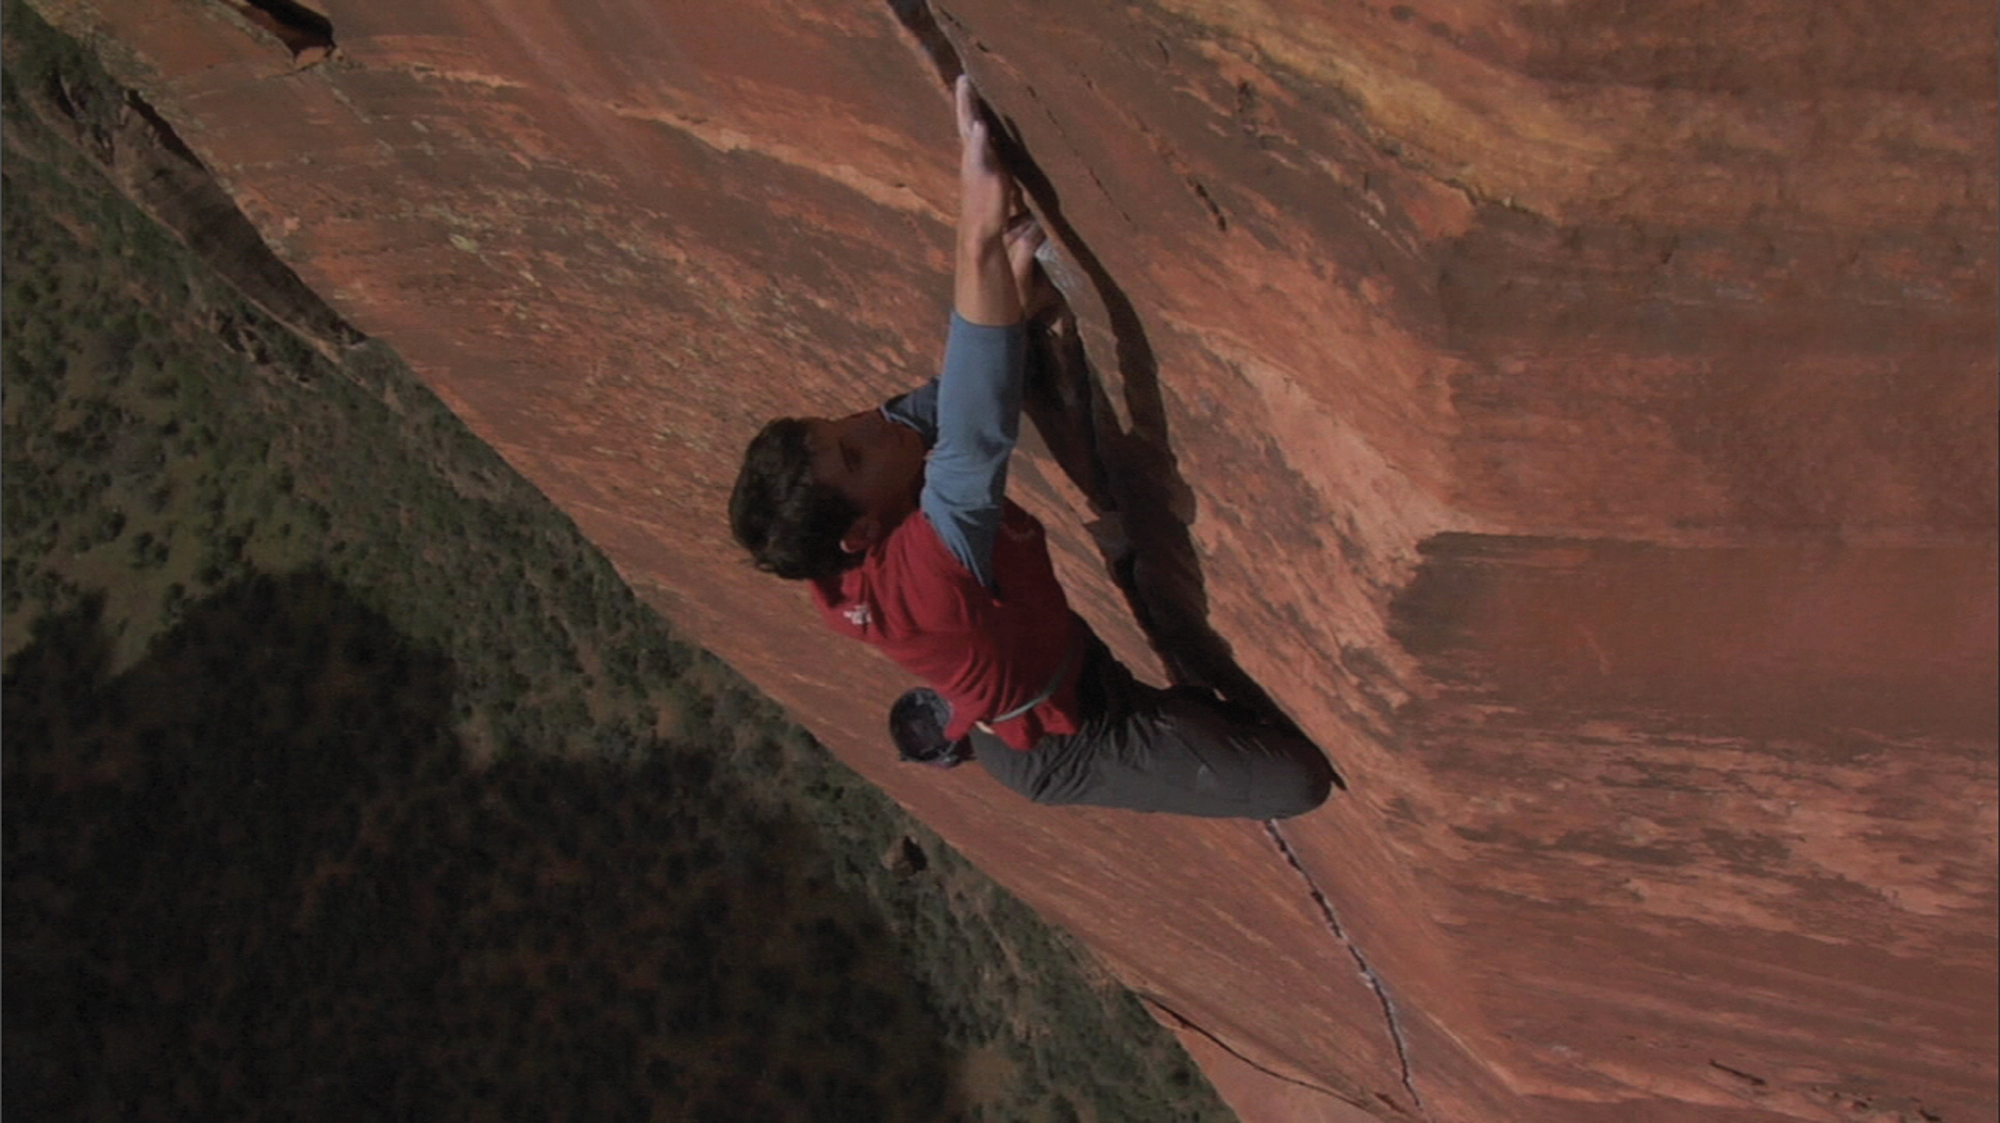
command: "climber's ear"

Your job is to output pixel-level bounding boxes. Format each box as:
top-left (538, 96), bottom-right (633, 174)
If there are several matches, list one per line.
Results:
top-left (840, 514), bottom-right (882, 556)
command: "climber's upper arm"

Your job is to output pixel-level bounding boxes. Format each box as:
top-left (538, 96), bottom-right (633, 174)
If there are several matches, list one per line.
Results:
top-left (922, 313), bottom-right (1026, 590)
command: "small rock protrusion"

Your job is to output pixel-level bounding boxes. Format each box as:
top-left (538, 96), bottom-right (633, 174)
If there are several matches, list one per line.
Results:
top-left (882, 835), bottom-right (929, 877)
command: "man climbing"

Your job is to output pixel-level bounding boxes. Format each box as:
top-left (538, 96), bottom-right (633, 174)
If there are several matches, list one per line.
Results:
top-left (728, 77), bottom-right (1333, 818)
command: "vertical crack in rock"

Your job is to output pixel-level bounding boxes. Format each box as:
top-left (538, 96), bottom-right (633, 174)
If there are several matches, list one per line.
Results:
top-left (235, 0), bottom-right (336, 62)
top-left (1266, 821), bottom-right (1431, 1122)
top-left (884, 0), bottom-right (964, 86)
top-left (884, 2), bottom-right (1349, 774)
top-left (882, 12), bottom-right (1376, 1115)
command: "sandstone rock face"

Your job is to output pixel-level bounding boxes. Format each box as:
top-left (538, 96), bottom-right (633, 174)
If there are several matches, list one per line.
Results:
top-left (38, 0), bottom-right (1995, 1118)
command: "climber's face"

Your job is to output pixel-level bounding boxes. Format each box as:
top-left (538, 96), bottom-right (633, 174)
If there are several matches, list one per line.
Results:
top-left (806, 408), bottom-right (926, 553)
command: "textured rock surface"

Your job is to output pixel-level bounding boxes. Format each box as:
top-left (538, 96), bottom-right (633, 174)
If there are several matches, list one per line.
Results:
top-left (34, 0), bottom-right (1995, 1118)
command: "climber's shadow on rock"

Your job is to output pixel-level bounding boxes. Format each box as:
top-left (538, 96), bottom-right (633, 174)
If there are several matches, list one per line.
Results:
top-left (998, 130), bottom-right (1334, 776)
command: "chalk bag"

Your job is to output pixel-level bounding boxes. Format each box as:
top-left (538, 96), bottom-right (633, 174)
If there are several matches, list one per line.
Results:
top-left (889, 687), bottom-right (973, 769)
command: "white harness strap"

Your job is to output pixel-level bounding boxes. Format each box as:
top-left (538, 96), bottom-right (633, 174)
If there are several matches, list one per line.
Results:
top-left (978, 638), bottom-right (1086, 732)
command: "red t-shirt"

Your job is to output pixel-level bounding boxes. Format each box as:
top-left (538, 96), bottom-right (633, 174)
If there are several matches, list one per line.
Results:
top-left (813, 500), bottom-right (1083, 750)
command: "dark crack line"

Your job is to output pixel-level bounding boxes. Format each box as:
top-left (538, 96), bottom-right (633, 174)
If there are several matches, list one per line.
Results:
top-left (1137, 993), bottom-right (1368, 1106)
top-left (1265, 820), bottom-right (1432, 1122)
top-left (876, 22), bottom-right (1381, 1109)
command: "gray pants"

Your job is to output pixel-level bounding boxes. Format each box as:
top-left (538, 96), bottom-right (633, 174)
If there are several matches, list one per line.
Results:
top-left (974, 640), bottom-right (1335, 819)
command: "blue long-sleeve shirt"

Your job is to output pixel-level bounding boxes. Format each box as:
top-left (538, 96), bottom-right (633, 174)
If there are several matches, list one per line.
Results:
top-left (881, 314), bottom-right (1026, 590)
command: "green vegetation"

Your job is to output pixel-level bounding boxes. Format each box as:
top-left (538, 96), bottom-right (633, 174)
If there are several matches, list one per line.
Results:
top-left (1, 5), bottom-right (1234, 1120)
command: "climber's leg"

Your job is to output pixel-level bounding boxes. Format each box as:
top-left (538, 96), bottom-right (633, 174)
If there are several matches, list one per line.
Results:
top-left (974, 640), bottom-right (1334, 819)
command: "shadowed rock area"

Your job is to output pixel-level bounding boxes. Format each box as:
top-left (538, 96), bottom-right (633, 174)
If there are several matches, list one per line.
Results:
top-left (25, 0), bottom-right (1995, 1118)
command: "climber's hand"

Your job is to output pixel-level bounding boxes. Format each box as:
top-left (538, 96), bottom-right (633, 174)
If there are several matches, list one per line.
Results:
top-left (955, 75), bottom-right (1011, 244)
top-left (953, 75), bottom-right (1023, 326)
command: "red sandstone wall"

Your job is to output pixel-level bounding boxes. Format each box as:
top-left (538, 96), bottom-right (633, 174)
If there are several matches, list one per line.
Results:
top-left (33, 0), bottom-right (1996, 1118)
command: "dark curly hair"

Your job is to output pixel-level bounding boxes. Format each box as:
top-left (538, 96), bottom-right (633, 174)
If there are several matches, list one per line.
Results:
top-left (728, 418), bottom-right (863, 581)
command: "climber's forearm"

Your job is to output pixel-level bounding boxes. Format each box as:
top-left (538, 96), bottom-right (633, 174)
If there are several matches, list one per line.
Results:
top-left (955, 232), bottom-right (1021, 327)
top-left (952, 76), bottom-right (1022, 327)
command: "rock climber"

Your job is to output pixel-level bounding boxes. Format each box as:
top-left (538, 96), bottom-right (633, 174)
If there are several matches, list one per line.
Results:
top-left (727, 76), bottom-right (1334, 818)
